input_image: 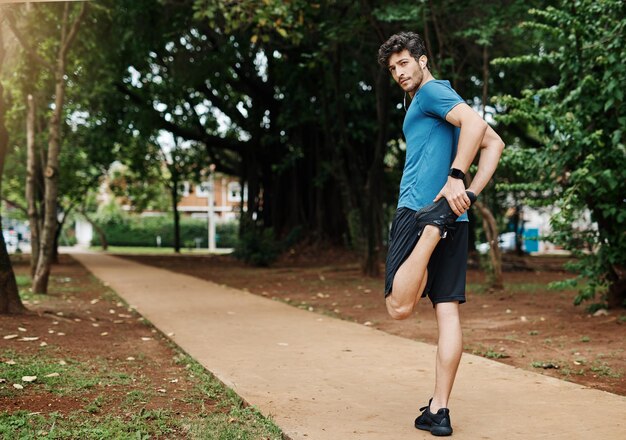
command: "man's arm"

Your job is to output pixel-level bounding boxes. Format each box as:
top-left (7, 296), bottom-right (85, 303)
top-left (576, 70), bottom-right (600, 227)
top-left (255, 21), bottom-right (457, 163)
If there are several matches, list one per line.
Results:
top-left (467, 125), bottom-right (505, 196)
top-left (433, 103), bottom-right (488, 216)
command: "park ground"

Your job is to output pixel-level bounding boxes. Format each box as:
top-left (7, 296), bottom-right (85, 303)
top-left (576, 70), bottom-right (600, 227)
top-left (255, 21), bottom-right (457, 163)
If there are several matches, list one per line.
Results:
top-left (0, 255), bottom-right (282, 439)
top-left (0, 249), bottom-right (624, 438)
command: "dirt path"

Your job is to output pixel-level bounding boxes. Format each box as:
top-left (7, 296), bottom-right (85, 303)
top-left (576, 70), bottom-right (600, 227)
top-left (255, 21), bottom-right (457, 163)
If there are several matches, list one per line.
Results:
top-left (73, 251), bottom-right (626, 440)
top-left (119, 253), bottom-right (626, 396)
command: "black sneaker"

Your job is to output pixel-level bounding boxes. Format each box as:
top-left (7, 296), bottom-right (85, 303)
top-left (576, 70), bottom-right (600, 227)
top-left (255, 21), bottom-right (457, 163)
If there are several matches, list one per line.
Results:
top-left (414, 398), bottom-right (453, 436)
top-left (413, 191), bottom-right (477, 238)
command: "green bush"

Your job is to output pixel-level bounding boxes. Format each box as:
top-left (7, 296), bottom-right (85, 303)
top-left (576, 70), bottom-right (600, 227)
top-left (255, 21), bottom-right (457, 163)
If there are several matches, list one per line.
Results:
top-left (233, 225), bottom-right (281, 267)
top-left (92, 214), bottom-right (238, 248)
top-left (216, 221), bottom-right (239, 248)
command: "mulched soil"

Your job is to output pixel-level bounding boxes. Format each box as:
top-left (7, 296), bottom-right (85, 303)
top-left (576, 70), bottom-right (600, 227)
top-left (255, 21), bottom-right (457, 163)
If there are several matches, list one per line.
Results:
top-left (119, 249), bottom-right (626, 396)
top-left (0, 256), bottom-right (218, 421)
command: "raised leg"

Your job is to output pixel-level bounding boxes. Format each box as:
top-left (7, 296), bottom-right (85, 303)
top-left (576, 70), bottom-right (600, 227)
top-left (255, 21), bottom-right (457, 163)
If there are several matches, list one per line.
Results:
top-left (385, 225), bottom-right (441, 320)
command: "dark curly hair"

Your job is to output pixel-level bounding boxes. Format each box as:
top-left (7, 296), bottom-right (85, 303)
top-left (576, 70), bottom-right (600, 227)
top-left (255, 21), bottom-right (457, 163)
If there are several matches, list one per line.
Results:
top-left (377, 32), bottom-right (427, 68)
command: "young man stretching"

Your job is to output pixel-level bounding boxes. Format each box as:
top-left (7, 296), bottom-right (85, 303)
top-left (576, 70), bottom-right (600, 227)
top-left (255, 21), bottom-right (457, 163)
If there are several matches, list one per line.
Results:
top-left (378, 32), bottom-right (504, 436)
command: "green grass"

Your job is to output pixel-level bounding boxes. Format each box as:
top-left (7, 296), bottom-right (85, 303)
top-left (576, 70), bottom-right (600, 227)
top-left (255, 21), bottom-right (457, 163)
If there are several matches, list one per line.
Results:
top-left (90, 246), bottom-right (233, 255)
top-left (470, 345), bottom-right (510, 359)
top-left (466, 283), bottom-right (488, 294)
top-left (15, 275), bottom-right (30, 288)
top-left (0, 349), bottom-right (134, 398)
top-left (14, 275), bottom-right (47, 303)
top-left (1, 348), bottom-right (283, 439)
top-left (589, 362), bottom-right (622, 378)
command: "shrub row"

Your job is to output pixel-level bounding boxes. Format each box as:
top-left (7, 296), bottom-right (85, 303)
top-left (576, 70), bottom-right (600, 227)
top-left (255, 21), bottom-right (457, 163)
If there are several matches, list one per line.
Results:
top-left (92, 216), bottom-right (238, 248)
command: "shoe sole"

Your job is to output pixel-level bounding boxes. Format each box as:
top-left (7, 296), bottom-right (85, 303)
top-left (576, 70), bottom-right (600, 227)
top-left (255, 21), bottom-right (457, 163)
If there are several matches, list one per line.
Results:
top-left (415, 423), bottom-right (453, 436)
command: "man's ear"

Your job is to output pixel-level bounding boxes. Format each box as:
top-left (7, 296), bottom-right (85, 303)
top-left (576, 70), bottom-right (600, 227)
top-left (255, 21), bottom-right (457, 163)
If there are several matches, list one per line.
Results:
top-left (419, 55), bottom-right (427, 69)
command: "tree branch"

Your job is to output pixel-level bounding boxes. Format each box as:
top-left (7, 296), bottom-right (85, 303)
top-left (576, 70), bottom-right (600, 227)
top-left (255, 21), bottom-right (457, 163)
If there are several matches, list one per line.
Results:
top-left (60, 1), bottom-right (88, 62)
top-left (3, 8), bottom-right (54, 71)
top-left (115, 82), bottom-right (244, 154)
top-left (2, 197), bottom-right (28, 216)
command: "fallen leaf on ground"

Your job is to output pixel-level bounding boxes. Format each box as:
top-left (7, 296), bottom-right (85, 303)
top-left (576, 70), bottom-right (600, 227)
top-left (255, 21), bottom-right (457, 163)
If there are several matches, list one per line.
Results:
top-left (18, 327), bottom-right (27, 332)
top-left (40, 342), bottom-right (48, 347)
top-left (13, 384), bottom-right (23, 390)
top-left (5, 360), bottom-right (16, 365)
top-left (56, 333), bottom-right (66, 336)
top-left (126, 357), bottom-right (135, 361)
top-left (141, 337), bottom-right (152, 341)
top-left (170, 379), bottom-right (178, 383)
top-left (92, 323), bottom-right (100, 327)
top-left (100, 332), bottom-right (109, 336)
top-left (22, 376), bottom-right (37, 383)
top-left (58, 360), bottom-right (67, 365)
top-left (3, 335), bottom-right (18, 340)
top-left (90, 299), bottom-right (99, 305)
top-left (593, 309), bottom-right (608, 317)
top-left (0, 378), bottom-right (6, 383)
top-left (363, 321), bottom-right (373, 326)
top-left (167, 332), bottom-right (175, 337)
top-left (20, 337), bottom-right (39, 342)
top-left (157, 388), bottom-right (166, 393)
top-left (44, 373), bottom-right (60, 378)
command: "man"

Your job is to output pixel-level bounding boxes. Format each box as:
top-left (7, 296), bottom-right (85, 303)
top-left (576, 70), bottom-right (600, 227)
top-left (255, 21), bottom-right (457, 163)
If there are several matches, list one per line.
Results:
top-left (378, 32), bottom-right (504, 436)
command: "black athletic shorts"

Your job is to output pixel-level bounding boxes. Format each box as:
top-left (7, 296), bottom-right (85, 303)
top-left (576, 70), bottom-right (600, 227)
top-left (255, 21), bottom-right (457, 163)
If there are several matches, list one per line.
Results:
top-left (384, 207), bottom-right (468, 305)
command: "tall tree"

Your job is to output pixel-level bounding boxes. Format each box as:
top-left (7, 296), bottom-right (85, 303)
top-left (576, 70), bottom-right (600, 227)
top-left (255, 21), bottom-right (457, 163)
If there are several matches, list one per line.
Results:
top-left (6, 2), bottom-right (88, 293)
top-left (495, 0), bottom-right (626, 308)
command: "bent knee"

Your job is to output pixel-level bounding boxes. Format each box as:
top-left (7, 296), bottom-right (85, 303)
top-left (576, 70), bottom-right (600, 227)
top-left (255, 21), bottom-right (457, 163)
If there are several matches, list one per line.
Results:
top-left (386, 296), bottom-right (413, 320)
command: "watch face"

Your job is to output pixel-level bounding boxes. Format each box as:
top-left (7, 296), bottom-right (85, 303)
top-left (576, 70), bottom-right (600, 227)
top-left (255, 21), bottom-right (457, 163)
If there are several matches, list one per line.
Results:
top-left (449, 168), bottom-right (464, 179)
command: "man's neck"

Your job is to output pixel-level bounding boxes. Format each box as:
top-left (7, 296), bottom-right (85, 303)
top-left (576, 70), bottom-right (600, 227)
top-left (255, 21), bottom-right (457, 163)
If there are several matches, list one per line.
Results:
top-left (409, 73), bottom-right (435, 99)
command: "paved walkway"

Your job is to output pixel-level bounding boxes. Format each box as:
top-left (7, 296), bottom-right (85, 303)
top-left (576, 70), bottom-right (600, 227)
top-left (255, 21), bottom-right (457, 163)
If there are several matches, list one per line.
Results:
top-left (70, 252), bottom-right (625, 440)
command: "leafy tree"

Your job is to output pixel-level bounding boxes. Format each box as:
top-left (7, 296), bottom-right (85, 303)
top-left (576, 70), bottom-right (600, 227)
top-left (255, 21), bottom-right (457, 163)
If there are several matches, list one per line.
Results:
top-left (494, 0), bottom-right (626, 308)
top-left (4, 1), bottom-right (88, 293)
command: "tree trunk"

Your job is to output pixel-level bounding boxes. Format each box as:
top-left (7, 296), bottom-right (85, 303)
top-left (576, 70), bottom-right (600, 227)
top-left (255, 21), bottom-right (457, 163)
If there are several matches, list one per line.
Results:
top-left (362, 67), bottom-right (390, 276)
top-left (0, 31), bottom-right (26, 314)
top-left (32, 2), bottom-right (87, 293)
top-left (606, 265), bottom-right (625, 309)
top-left (52, 205), bottom-right (72, 264)
top-left (474, 200), bottom-right (504, 290)
top-left (26, 94), bottom-right (40, 277)
top-left (0, 224), bottom-right (26, 314)
top-left (81, 208), bottom-right (108, 250)
top-left (171, 167), bottom-right (180, 253)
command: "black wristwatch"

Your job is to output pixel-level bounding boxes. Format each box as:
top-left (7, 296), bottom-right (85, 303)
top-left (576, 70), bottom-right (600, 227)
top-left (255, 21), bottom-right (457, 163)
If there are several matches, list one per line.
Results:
top-left (449, 168), bottom-right (465, 180)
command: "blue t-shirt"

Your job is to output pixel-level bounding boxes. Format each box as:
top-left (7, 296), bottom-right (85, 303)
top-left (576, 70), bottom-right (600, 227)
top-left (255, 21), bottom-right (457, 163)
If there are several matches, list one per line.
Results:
top-left (397, 80), bottom-right (468, 222)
